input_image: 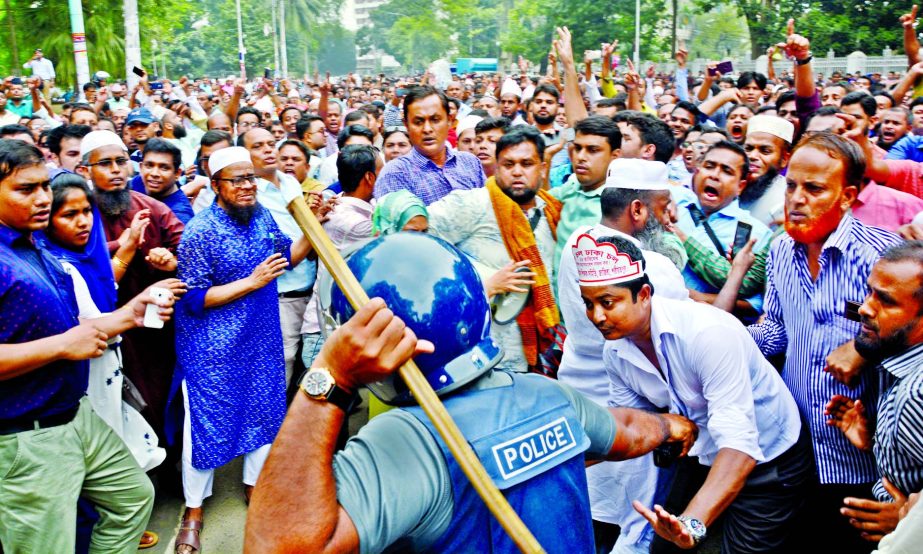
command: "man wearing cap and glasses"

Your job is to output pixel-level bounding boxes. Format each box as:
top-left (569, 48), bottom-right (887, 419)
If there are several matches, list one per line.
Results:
top-left (173, 146), bottom-right (312, 554)
top-left (76, 130), bottom-right (185, 453)
top-left (574, 235), bottom-right (808, 552)
top-left (124, 107), bottom-right (160, 165)
top-left (557, 158), bottom-right (689, 554)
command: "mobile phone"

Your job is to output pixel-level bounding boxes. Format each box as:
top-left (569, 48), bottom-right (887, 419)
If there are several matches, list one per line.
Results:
top-left (150, 82), bottom-right (164, 91)
top-left (716, 60), bottom-right (734, 75)
top-left (653, 442), bottom-right (682, 468)
top-left (143, 287), bottom-right (171, 329)
top-left (732, 222), bottom-right (752, 257)
top-left (396, 87), bottom-right (410, 97)
top-left (844, 300), bottom-right (862, 322)
top-left (132, 66), bottom-right (145, 78)
top-left (264, 67), bottom-right (272, 80)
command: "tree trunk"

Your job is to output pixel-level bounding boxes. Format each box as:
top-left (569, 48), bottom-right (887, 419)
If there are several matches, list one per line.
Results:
top-left (671, 0), bottom-right (678, 55)
top-left (123, 0), bottom-right (141, 87)
top-left (280, 0), bottom-right (288, 78)
top-left (6, 0), bottom-right (20, 75)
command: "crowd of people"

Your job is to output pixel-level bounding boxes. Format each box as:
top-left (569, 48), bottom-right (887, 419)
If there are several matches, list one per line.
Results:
top-left (5, 6), bottom-right (923, 554)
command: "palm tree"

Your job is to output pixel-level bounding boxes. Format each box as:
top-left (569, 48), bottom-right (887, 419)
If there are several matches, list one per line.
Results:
top-left (282, 0), bottom-right (332, 77)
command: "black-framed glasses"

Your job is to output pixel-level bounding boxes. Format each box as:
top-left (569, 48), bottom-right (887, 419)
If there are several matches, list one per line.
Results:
top-left (84, 157), bottom-right (130, 169)
top-left (216, 174), bottom-right (258, 188)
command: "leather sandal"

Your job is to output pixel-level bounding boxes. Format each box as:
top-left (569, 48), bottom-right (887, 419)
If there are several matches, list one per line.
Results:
top-left (139, 530), bottom-right (159, 549)
top-left (174, 518), bottom-right (203, 554)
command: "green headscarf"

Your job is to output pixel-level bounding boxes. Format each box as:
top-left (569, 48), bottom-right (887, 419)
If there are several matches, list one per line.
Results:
top-left (372, 190), bottom-right (428, 235)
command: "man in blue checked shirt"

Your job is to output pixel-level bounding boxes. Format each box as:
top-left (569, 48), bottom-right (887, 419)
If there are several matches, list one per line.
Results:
top-left (749, 131), bottom-right (902, 553)
top-left (826, 242), bottom-right (923, 544)
top-left (373, 86), bottom-right (485, 206)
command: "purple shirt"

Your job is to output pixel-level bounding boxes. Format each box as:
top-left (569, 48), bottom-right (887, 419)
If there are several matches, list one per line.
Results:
top-left (374, 146), bottom-right (486, 205)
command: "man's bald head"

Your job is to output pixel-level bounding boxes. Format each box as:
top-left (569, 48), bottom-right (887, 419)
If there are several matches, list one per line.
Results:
top-left (208, 112), bottom-right (232, 133)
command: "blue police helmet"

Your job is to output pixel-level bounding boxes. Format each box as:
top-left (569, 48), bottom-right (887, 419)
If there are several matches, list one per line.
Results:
top-left (328, 232), bottom-right (502, 405)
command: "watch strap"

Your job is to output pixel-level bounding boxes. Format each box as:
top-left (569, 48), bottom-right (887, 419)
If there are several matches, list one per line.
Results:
top-left (325, 383), bottom-right (359, 413)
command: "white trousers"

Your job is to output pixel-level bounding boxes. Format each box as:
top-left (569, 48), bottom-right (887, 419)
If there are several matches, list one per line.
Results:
top-left (181, 381), bottom-right (272, 508)
top-left (279, 295), bottom-right (310, 386)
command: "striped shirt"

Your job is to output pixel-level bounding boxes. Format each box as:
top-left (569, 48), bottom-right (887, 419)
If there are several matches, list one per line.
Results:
top-left (872, 342), bottom-right (923, 501)
top-left (373, 146), bottom-right (485, 206)
top-left (748, 214), bottom-right (901, 484)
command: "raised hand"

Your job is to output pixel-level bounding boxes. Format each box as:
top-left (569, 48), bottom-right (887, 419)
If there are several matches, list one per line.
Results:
top-left (900, 4), bottom-right (918, 28)
top-left (781, 19), bottom-right (811, 61)
top-left (553, 26), bottom-right (576, 68)
top-left (674, 49), bottom-right (688, 69)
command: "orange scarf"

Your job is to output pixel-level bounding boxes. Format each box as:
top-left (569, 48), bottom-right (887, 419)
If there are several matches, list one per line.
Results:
top-left (486, 177), bottom-right (562, 368)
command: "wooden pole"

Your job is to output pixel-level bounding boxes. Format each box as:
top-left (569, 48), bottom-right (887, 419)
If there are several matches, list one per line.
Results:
top-left (287, 196), bottom-right (545, 554)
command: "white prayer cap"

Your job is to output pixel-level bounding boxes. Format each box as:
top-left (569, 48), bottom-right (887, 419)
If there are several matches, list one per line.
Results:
top-left (746, 114), bottom-right (795, 144)
top-left (79, 130), bottom-right (127, 158)
top-left (522, 84), bottom-right (536, 101)
top-left (500, 78), bottom-right (522, 99)
top-left (602, 159), bottom-right (670, 191)
top-left (572, 234), bottom-right (646, 287)
top-left (208, 146), bottom-right (252, 176)
top-left (456, 115), bottom-right (483, 136)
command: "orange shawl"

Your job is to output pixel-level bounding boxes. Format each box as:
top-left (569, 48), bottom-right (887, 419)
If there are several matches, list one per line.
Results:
top-left (486, 177), bottom-right (562, 368)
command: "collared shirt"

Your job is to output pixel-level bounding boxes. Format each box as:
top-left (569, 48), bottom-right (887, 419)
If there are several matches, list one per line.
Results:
top-left (374, 146), bottom-right (485, 206)
top-left (427, 187), bottom-right (555, 373)
top-left (675, 196), bottom-right (772, 311)
top-left (604, 296), bottom-right (802, 466)
top-left (7, 98), bottom-right (32, 118)
top-left (852, 182), bottom-right (923, 233)
top-left (549, 175), bottom-right (605, 276)
top-left (882, 159), bottom-right (923, 199)
top-left (325, 131), bottom-right (339, 156)
top-left (872, 343), bottom-right (923, 501)
top-left (885, 134), bottom-right (923, 163)
top-left (255, 171), bottom-right (317, 293)
top-left (322, 195), bottom-right (374, 249)
top-left (0, 225), bottom-right (86, 421)
top-left (748, 214), bottom-right (902, 484)
top-left (23, 57), bottom-right (55, 80)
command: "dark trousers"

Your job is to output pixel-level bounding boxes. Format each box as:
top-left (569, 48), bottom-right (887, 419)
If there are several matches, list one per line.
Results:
top-left (593, 520), bottom-right (621, 554)
top-left (785, 481), bottom-right (877, 554)
top-left (651, 428), bottom-right (814, 554)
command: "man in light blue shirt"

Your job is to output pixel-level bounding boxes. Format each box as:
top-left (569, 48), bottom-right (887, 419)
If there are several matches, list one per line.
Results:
top-left (575, 235), bottom-right (809, 552)
top-left (673, 140), bottom-right (772, 315)
top-left (242, 127), bottom-right (317, 385)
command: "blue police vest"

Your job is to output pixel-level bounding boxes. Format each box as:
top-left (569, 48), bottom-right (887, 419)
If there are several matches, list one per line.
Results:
top-left (405, 372), bottom-right (595, 554)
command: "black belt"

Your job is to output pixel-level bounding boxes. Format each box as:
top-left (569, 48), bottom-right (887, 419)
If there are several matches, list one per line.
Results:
top-left (279, 289), bottom-right (312, 299)
top-left (0, 404), bottom-right (80, 436)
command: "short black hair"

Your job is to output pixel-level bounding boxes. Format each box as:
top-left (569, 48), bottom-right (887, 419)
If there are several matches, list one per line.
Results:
top-left (910, 97), bottom-right (923, 110)
top-left (344, 110), bottom-right (370, 126)
top-left (793, 130), bottom-right (865, 189)
top-left (0, 124), bottom-right (33, 138)
top-left (776, 91), bottom-right (796, 108)
top-left (880, 241), bottom-right (923, 308)
top-left (475, 116), bottom-right (511, 136)
top-left (593, 235), bottom-right (654, 301)
top-left (874, 91), bottom-right (895, 108)
top-left (623, 113), bottom-right (674, 163)
top-left (495, 126), bottom-right (545, 160)
top-left (672, 100), bottom-right (701, 122)
top-left (201, 129), bottom-right (233, 149)
top-left (279, 139), bottom-right (310, 160)
top-left (382, 126), bottom-right (409, 143)
top-left (532, 83), bottom-right (560, 101)
top-left (402, 86), bottom-right (450, 122)
top-left (703, 140), bottom-right (750, 178)
top-left (841, 91), bottom-right (878, 119)
top-left (141, 137), bottom-right (182, 170)
top-left (279, 106), bottom-right (303, 122)
top-left (336, 124), bottom-right (374, 149)
top-left (236, 106), bottom-right (262, 124)
top-left (337, 144), bottom-right (378, 193)
top-left (296, 114), bottom-right (324, 141)
top-left (359, 103), bottom-right (382, 118)
top-left (46, 124), bottom-right (92, 156)
top-left (737, 71), bottom-right (767, 92)
top-left (0, 139), bottom-right (43, 183)
top-left (574, 115), bottom-right (622, 151)
top-left (597, 97), bottom-right (626, 111)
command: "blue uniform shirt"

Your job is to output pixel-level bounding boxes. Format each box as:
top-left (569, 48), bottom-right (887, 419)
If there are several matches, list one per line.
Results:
top-left (0, 225), bottom-right (87, 421)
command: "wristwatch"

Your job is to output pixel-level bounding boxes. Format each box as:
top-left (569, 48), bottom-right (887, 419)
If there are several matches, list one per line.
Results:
top-left (299, 368), bottom-right (358, 413)
top-left (677, 516), bottom-right (707, 545)
top-left (795, 53), bottom-right (813, 66)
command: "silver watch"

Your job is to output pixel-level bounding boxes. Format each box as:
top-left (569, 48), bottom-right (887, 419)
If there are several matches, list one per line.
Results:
top-left (677, 516), bottom-right (707, 545)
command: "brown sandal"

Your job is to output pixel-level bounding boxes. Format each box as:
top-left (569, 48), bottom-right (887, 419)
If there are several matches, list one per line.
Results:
top-left (174, 518), bottom-right (203, 554)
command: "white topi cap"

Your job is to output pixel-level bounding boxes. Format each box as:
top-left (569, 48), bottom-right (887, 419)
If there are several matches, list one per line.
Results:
top-left (572, 234), bottom-right (646, 286)
top-left (500, 78), bottom-right (523, 99)
top-left (456, 115), bottom-right (483, 136)
top-left (79, 130), bottom-right (128, 158)
top-left (522, 84), bottom-right (536, 101)
top-left (746, 114), bottom-right (795, 144)
top-left (602, 159), bottom-right (670, 191)
top-left (208, 146), bottom-right (252, 176)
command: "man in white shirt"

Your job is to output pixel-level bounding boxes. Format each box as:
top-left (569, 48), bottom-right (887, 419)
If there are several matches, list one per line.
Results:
top-left (322, 145), bottom-right (380, 249)
top-left (574, 236), bottom-right (810, 552)
top-left (557, 159), bottom-right (688, 554)
top-left (22, 48), bottom-right (55, 100)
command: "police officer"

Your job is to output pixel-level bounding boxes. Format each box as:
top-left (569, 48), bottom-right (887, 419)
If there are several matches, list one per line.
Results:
top-left (245, 232), bottom-right (698, 553)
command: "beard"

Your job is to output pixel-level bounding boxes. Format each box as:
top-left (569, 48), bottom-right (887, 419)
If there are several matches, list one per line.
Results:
top-left (534, 113), bottom-right (555, 126)
top-left (172, 124), bottom-right (187, 139)
top-left (501, 184), bottom-right (538, 206)
top-left (854, 317), bottom-right (916, 365)
top-left (225, 203), bottom-right (257, 224)
top-left (740, 167), bottom-right (778, 206)
top-left (94, 187), bottom-right (131, 217)
top-left (784, 202), bottom-right (845, 245)
top-left (636, 215), bottom-right (668, 254)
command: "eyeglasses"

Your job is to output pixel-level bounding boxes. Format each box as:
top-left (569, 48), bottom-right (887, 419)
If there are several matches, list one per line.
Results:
top-left (216, 174), bottom-right (258, 188)
top-left (85, 157), bottom-right (130, 169)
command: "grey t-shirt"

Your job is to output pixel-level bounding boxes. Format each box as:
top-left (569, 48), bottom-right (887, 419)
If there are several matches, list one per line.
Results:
top-left (333, 371), bottom-right (618, 554)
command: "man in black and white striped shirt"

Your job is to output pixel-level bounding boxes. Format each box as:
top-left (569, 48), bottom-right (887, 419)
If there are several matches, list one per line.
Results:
top-left (827, 241), bottom-right (923, 544)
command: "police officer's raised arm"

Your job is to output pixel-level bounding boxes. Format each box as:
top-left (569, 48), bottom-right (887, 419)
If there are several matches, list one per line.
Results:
top-left (245, 298), bottom-right (433, 554)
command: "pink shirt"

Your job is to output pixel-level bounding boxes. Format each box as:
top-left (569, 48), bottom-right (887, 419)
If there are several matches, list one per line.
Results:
top-left (321, 195), bottom-right (374, 250)
top-left (852, 182), bottom-right (923, 232)
top-left (883, 160), bottom-right (923, 199)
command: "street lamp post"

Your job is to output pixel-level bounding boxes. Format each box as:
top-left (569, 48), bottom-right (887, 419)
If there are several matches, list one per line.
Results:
top-left (67, 0), bottom-right (91, 99)
top-left (236, 0), bottom-right (247, 78)
top-left (633, 0), bottom-right (640, 66)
